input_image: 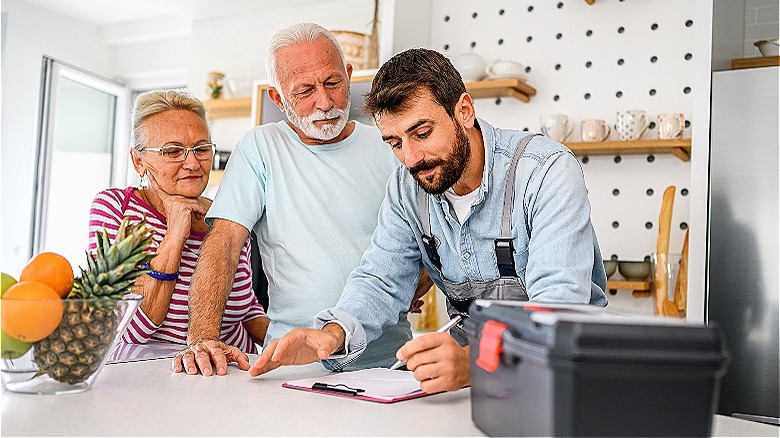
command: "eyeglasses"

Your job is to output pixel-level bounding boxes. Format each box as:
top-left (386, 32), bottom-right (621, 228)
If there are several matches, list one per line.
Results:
top-left (140, 144), bottom-right (216, 162)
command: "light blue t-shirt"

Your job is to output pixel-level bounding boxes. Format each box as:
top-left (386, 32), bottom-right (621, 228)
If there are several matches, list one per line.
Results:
top-left (208, 121), bottom-right (410, 367)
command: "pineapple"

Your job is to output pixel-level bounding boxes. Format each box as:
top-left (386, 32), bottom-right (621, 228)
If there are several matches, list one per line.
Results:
top-left (33, 217), bottom-right (154, 384)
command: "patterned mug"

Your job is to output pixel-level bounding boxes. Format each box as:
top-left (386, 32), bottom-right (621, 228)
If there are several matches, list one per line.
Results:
top-left (657, 113), bottom-right (685, 139)
top-left (615, 110), bottom-right (649, 141)
top-left (581, 119), bottom-right (611, 142)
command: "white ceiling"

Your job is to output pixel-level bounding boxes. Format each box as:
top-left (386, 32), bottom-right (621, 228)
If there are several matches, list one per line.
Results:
top-left (20, 0), bottom-right (334, 25)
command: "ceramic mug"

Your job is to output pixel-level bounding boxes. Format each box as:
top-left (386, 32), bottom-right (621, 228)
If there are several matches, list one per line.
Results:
top-left (657, 113), bottom-right (685, 139)
top-left (581, 119), bottom-right (611, 142)
top-left (541, 114), bottom-right (574, 142)
top-left (485, 60), bottom-right (525, 78)
top-left (454, 53), bottom-right (487, 82)
top-left (615, 110), bottom-right (649, 141)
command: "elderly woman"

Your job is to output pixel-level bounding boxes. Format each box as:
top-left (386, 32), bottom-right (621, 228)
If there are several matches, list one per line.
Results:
top-left (91, 89), bottom-right (268, 360)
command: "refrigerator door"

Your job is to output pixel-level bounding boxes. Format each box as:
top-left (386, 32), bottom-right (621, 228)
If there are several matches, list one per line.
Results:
top-left (708, 66), bottom-right (779, 419)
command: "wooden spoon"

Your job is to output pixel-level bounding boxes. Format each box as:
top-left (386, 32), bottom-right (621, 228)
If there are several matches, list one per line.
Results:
top-left (654, 186), bottom-right (676, 315)
top-left (674, 229), bottom-right (690, 316)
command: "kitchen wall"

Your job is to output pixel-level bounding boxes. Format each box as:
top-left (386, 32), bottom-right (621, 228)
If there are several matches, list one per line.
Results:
top-left (0, 0), bottom-right (113, 275)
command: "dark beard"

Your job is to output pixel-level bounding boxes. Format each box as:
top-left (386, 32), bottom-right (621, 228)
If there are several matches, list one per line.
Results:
top-left (409, 120), bottom-right (471, 194)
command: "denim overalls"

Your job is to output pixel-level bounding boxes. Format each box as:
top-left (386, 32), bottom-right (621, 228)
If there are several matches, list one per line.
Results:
top-left (418, 134), bottom-right (538, 319)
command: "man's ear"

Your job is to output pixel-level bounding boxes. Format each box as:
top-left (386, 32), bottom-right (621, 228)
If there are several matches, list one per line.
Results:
top-left (267, 87), bottom-right (285, 113)
top-left (456, 92), bottom-right (476, 129)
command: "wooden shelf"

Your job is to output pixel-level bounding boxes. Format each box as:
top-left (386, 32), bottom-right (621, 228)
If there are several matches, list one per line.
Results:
top-left (731, 56), bottom-right (780, 70)
top-left (464, 78), bottom-right (536, 103)
top-left (607, 280), bottom-right (651, 291)
top-left (585, 0), bottom-right (595, 4)
top-left (203, 97), bottom-right (252, 119)
top-left (564, 139), bottom-right (692, 162)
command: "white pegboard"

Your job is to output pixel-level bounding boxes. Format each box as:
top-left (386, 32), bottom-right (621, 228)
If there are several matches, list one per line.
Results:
top-left (429, 0), bottom-right (695, 313)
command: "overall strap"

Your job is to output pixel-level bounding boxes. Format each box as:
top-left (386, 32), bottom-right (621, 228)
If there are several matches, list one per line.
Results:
top-left (417, 185), bottom-right (442, 271)
top-left (495, 133), bottom-right (539, 277)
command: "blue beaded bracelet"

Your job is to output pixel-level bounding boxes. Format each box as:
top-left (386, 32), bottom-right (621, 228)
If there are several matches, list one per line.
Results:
top-left (142, 262), bottom-right (179, 281)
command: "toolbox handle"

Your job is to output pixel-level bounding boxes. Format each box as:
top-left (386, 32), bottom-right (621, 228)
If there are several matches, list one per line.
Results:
top-left (476, 320), bottom-right (508, 373)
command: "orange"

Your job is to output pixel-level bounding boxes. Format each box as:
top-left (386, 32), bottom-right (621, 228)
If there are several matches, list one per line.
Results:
top-left (20, 252), bottom-right (74, 298)
top-left (1, 281), bottom-right (64, 342)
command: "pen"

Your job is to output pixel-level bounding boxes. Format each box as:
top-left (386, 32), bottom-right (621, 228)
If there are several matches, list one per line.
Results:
top-left (388, 315), bottom-right (463, 371)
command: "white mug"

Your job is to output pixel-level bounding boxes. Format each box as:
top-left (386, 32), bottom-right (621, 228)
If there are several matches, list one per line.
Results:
top-left (541, 114), bottom-right (574, 142)
top-left (454, 53), bottom-right (486, 82)
top-left (581, 119), bottom-right (611, 142)
top-left (615, 110), bottom-right (649, 141)
top-left (657, 113), bottom-right (685, 139)
top-left (485, 60), bottom-right (524, 78)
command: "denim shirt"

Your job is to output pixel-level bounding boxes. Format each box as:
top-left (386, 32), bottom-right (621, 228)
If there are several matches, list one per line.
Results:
top-left (315, 118), bottom-right (607, 370)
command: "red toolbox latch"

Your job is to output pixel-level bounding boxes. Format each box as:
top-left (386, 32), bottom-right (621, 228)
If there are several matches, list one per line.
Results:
top-left (476, 320), bottom-right (507, 373)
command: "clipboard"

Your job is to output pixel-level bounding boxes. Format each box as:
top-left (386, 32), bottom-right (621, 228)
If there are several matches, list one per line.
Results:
top-left (282, 368), bottom-right (431, 403)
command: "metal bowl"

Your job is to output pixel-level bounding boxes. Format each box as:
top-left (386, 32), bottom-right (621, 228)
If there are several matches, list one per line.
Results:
top-left (603, 260), bottom-right (618, 278)
top-left (618, 261), bottom-right (652, 281)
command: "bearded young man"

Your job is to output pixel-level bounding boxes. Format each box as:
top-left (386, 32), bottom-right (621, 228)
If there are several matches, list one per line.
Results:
top-left (249, 48), bottom-right (608, 394)
top-left (172, 23), bottom-right (432, 376)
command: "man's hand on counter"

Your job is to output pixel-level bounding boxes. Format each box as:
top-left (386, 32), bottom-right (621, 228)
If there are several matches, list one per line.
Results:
top-left (172, 339), bottom-right (250, 376)
top-left (248, 325), bottom-right (345, 377)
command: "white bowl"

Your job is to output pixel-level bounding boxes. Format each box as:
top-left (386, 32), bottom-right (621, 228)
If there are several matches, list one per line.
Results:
top-left (754, 39), bottom-right (779, 57)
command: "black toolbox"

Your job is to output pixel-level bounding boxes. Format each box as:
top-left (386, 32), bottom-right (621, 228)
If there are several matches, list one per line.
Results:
top-left (465, 300), bottom-right (729, 437)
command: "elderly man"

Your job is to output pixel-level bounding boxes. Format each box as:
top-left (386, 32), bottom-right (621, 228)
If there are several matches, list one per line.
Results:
top-left (249, 48), bottom-right (608, 393)
top-left (173, 23), bottom-right (429, 376)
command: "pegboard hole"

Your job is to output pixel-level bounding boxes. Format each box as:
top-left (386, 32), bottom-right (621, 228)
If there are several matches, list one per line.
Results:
top-left (556, 33), bottom-right (563, 40)
top-left (647, 155), bottom-right (655, 162)
top-left (582, 156), bottom-right (590, 164)
top-left (443, 44), bottom-right (450, 50)
top-left (617, 58), bottom-right (625, 66)
top-left (681, 188), bottom-right (689, 196)
top-left (527, 5), bottom-right (534, 12)
top-left (586, 29), bottom-right (593, 37)
top-left (614, 156), bottom-right (622, 163)
top-left (650, 56), bottom-right (658, 63)
top-left (525, 66), bottom-right (532, 73)
top-left (470, 41), bottom-right (477, 48)
top-left (644, 255), bottom-right (651, 262)
top-left (553, 95), bottom-right (560, 102)
top-left (612, 189), bottom-right (620, 196)
top-left (555, 63), bottom-right (562, 71)
top-left (611, 254), bottom-right (619, 261)
top-left (685, 53), bottom-right (693, 60)
top-left (495, 98), bottom-right (502, 105)
top-left (444, 15), bottom-right (450, 22)
top-left (612, 221), bottom-right (620, 229)
top-left (526, 36), bottom-right (533, 42)
top-left (649, 89), bottom-right (657, 96)
top-left (498, 38), bottom-right (504, 45)
top-left (499, 9), bottom-right (505, 15)
top-left (685, 19), bottom-right (694, 27)
top-left (651, 23), bottom-right (659, 30)
top-left (680, 222), bottom-right (689, 230)
top-left (584, 92), bottom-right (591, 100)
top-left (649, 122), bottom-right (656, 129)
top-left (684, 120), bottom-right (691, 128)
top-left (557, 2), bottom-right (564, 9)
top-left (471, 12), bottom-right (478, 19)
top-left (585, 61), bottom-right (592, 68)
top-left (616, 90), bottom-right (623, 98)
top-left (646, 188), bottom-right (654, 196)
top-left (683, 86), bottom-right (692, 94)
top-left (522, 127), bottom-right (530, 131)
top-left (617, 26), bottom-right (625, 34)
top-left (645, 222), bottom-right (653, 229)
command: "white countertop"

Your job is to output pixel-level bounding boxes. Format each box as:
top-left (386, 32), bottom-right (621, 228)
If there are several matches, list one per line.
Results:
top-left (2, 357), bottom-right (777, 437)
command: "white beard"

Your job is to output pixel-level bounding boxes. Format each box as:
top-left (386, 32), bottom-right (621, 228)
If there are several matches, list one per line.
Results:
top-left (282, 97), bottom-right (351, 141)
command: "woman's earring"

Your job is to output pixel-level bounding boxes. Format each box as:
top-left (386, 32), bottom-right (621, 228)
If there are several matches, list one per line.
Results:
top-left (139, 170), bottom-right (149, 187)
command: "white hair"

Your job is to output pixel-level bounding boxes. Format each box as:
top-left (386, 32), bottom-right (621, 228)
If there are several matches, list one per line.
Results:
top-left (265, 22), bottom-right (346, 90)
top-left (131, 89), bottom-right (209, 150)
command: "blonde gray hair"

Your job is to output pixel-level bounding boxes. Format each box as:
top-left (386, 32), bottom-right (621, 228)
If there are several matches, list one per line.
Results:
top-left (131, 89), bottom-right (209, 150)
top-left (265, 22), bottom-right (345, 90)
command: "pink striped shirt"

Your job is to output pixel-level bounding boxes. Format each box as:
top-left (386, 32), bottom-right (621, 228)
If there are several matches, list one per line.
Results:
top-left (88, 187), bottom-right (265, 353)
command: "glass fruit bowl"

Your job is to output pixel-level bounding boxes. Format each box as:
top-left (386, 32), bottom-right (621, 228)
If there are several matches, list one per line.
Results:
top-left (1, 295), bottom-right (142, 394)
